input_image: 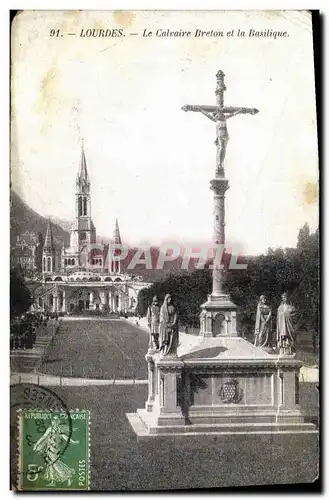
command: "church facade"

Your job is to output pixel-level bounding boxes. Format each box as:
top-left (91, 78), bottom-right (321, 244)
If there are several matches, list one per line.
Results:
top-left (34, 143), bottom-right (150, 314)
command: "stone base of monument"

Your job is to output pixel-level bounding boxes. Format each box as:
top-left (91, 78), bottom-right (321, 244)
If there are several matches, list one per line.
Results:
top-left (199, 293), bottom-right (238, 337)
top-left (126, 336), bottom-right (318, 439)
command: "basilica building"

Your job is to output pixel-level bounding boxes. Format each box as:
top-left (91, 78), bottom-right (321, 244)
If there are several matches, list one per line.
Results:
top-left (35, 143), bottom-right (149, 314)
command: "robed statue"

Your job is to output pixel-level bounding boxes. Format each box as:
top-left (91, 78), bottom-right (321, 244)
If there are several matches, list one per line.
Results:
top-left (254, 295), bottom-right (272, 348)
top-left (146, 296), bottom-right (160, 351)
top-left (276, 293), bottom-right (297, 354)
top-left (159, 294), bottom-right (179, 357)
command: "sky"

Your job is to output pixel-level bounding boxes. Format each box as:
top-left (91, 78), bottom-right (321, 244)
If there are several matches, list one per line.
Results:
top-left (11, 10), bottom-right (318, 255)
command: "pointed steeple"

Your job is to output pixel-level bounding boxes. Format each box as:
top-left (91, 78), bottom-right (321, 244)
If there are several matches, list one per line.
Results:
top-left (113, 218), bottom-right (122, 245)
top-left (44, 219), bottom-right (54, 250)
top-left (111, 219), bottom-right (122, 274)
top-left (76, 139), bottom-right (90, 192)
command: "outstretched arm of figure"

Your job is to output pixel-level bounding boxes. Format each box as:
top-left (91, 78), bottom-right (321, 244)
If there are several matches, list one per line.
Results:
top-left (225, 107), bottom-right (259, 119)
top-left (199, 109), bottom-right (216, 122)
top-left (225, 109), bottom-right (246, 120)
top-left (60, 433), bottom-right (79, 444)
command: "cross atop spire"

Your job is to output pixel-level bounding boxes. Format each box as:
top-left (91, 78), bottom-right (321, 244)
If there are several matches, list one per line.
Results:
top-left (113, 218), bottom-right (122, 245)
top-left (76, 139), bottom-right (90, 193)
top-left (44, 218), bottom-right (54, 250)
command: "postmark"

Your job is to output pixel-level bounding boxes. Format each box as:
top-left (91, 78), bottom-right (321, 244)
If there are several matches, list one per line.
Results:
top-left (17, 408), bottom-right (90, 491)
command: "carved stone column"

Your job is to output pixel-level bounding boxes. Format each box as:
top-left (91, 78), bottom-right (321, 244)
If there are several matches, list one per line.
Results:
top-left (53, 294), bottom-right (58, 313)
top-left (211, 178), bottom-right (229, 297)
top-left (199, 177), bottom-right (237, 337)
top-left (99, 290), bottom-right (106, 310)
top-left (62, 289), bottom-right (66, 313)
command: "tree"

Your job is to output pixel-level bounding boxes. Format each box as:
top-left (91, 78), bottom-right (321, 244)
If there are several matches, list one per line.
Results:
top-left (10, 267), bottom-right (33, 320)
top-left (136, 223), bottom-right (319, 338)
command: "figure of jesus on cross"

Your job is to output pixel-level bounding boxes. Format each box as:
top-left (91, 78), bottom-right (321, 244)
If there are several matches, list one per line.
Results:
top-left (182, 70), bottom-right (259, 178)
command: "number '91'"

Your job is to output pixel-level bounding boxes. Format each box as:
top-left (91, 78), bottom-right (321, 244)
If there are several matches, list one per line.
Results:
top-left (50, 29), bottom-right (60, 37)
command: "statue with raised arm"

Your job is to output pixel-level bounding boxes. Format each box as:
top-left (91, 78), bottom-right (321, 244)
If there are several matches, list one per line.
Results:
top-left (182, 70), bottom-right (259, 178)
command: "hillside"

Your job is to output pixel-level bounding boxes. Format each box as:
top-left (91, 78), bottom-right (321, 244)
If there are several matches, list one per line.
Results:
top-left (10, 191), bottom-right (204, 280)
top-left (10, 191), bottom-right (70, 246)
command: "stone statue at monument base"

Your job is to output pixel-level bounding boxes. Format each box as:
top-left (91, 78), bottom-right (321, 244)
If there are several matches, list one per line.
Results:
top-left (254, 294), bottom-right (272, 348)
top-left (159, 294), bottom-right (179, 357)
top-left (277, 293), bottom-right (297, 355)
top-left (146, 296), bottom-right (160, 352)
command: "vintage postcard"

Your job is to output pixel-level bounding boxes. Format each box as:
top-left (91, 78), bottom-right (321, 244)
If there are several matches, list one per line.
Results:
top-left (10, 10), bottom-right (319, 491)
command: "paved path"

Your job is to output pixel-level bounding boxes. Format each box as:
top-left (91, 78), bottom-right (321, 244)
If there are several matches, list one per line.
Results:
top-left (10, 372), bottom-right (148, 386)
top-left (40, 319), bottom-right (149, 380)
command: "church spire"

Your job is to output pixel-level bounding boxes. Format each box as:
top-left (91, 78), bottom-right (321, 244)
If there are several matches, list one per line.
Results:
top-left (111, 219), bottom-right (122, 274)
top-left (42, 218), bottom-right (55, 274)
top-left (44, 218), bottom-right (54, 250)
top-left (113, 218), bottom-right (122, 245)
top-left (76, 139), bottom-right (90, 192)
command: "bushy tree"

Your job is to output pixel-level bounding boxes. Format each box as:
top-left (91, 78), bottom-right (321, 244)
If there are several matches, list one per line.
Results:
top-left (136, 224), bottom-right (319, 338)
top-left (10, 267), bottom-right (33, 320)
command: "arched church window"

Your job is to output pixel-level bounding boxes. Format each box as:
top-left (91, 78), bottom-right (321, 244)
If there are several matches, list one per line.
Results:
top-left (43, 257), bottom-right (46, 271)
top-left (83, 197), bottom-right (87, 216)
top-left (47, 257), bottom-right (51, 272)
top-left (72, 259), bottom-right (75, 265)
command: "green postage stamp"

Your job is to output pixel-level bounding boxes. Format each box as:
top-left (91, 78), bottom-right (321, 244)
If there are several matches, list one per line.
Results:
top-left (17, 409), bottom-right (90, 491)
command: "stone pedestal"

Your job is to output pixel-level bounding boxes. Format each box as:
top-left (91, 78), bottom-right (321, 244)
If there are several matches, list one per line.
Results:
top-left (127, 336), bottom-right (318, 438)
top-left (136, 355), bottom-right (186, 432)
top-left (200, 294), bottom-right (237, 337)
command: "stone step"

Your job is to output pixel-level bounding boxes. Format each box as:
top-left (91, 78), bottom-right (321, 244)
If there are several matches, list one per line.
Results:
top-left (127, 413), bottom-right (318, 438)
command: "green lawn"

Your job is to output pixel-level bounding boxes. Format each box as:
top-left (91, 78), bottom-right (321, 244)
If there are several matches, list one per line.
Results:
top-left (11, 383), bottom-right (319, 491)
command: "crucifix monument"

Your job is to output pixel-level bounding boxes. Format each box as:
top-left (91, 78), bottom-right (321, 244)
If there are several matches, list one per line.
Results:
top-left (127, 71), bottom-right (316, 439)
top-left (182, 70), bottom-right (259, 337)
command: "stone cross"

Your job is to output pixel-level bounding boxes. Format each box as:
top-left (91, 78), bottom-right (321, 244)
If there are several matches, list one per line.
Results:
top-left (182, 71), bottom-right (259, 302)
top-left (182, 70), bottom-right (259, 179)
